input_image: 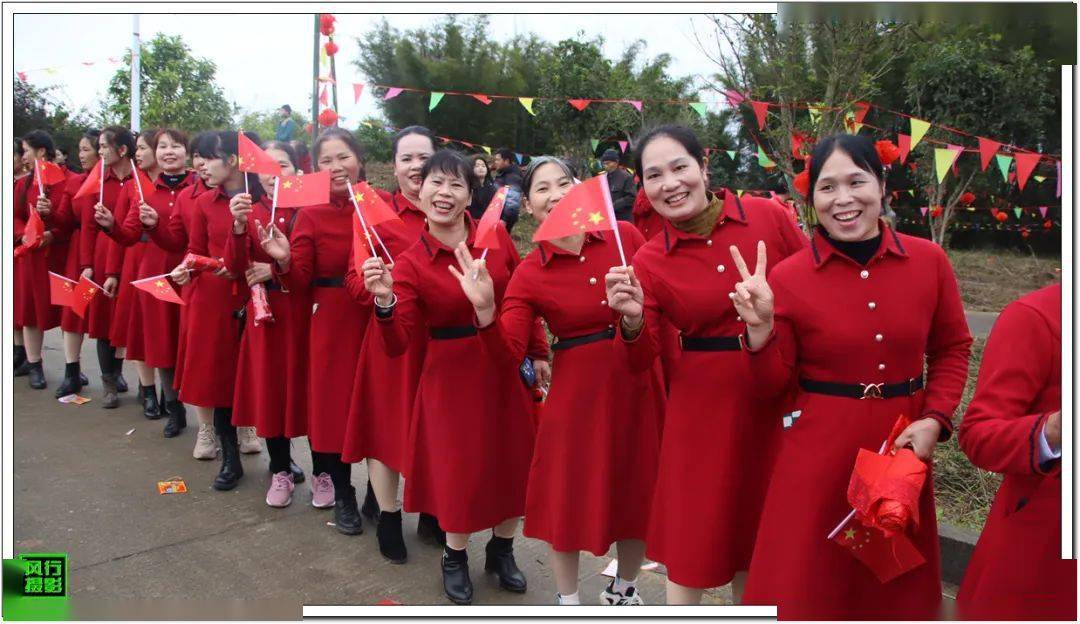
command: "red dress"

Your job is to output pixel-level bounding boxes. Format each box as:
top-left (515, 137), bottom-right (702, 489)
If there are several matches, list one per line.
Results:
top-left (375, 221), bottom-right (548, 533)
top-left (630, 188), bottom-right (665, 241)
top-left (484, 223), bottom-right (665, 555)
top-left (275, 195), bottom-right (367, 453)
top-left (79, 168), bottom-right (131, 340)
top-left (956, 284), bottom-right (1076, 620)
top-left (59, 173), bottom-right (92, 334)
top-left (106, 181), bottom-right (146, 353)
top-left (341, 190), bottom-right (428, 469)
top-left (108, 172), bottom-right (197, 368)
top-left (741, 225), bottom-right (972, 619)
top-left (225, 198), bottom-right (310, 439)
top-left (13, 173), bottom-right (70, 331)
top-left (616, 190), bottom-right (807, 589)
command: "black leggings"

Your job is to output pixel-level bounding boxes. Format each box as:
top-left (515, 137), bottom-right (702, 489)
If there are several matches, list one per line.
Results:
top-left (311, 451), bottom-right (351, 499)
top-left (95, 339), bottom-right (118, 375)
top-left (266, 436), bottom-right (292, 474)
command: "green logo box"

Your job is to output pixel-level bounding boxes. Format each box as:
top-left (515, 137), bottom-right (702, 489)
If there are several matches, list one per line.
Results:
top-left (2, 553), bottom-right (71, 621)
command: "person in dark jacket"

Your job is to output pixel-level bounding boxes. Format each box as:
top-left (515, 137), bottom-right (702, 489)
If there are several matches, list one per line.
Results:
top-left (492, 148), bottom-right (524, 233)
top-left (275, 105), bottom-right (297, 142)
top-left (468, 155), bottom-right (498, 220)
top-left (601, 149), bottom-right (636, 222)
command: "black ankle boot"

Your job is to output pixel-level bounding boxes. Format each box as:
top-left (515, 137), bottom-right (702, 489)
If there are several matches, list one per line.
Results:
top-left (115, 369), bottom-right (128, 393)
top-left (361, 479), bottom-right (380, 521)
top-left (79, 372), bottom-right (89, 385)
top-left (442, 547), bottom-right (473, 605)
top-left (27, 361), bottom-right (46, 390)
top-left (162, 400), bottom-right (187, 438)
top-left (100, 374), bottom-right (120, 409)
top-left (13, 345), bottom-right (27, 372)
top-left (288, 460), bottom-right (305, 484)
top-left (212, 422), bottom-right (243, 491)
top-left (333, 485), bottom-right (364, 535)
top-left (54, 362), bottom-right (82, 398)
top-left (376, 510), bottom-right (407, 563)
top-left (485, 535), bottom-right (527, 593)
top-left (140, 384), bottom-right (162, 419)
top-left (417, 512), bottom-right (446, 546)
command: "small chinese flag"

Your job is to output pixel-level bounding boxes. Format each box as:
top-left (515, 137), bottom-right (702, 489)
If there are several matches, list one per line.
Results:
top-left (131, 274), bottom-right (185, 305)
top-left (351, 211), bottom-right (374, 269)
top-left (276, 170), bottom-right (331, 208)
top-left (71, 275), bottom-right (101, 317)
top-left (23, 208), bottom-right (45, 248)
top-left (48, 272), bottom-right (77, 307)
top-left (132, 165), bottom-right (156, 201)
top-left (37, 160), bottom-right (67, 186)
top-left (238, 132), bottom-right (283, 176)
top-left (353, 181), bottom-right (401, 227)
top-left (74, 160), bottom-right (103, 200)
top-left (475, 186), bottom-right (509, 250)
top-left (532, 174), bottom-right (616, 242)
top-left (830, 515), bottom-right (926, 584)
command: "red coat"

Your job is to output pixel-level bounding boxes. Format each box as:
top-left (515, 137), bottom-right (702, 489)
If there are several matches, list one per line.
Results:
top-left (485, 222), bottom-right (665, 555)
top-left (956, 284), bottom-right (1075, 620)
top-left (341, 190), bottom-right (428, 468)
top-left (106, 181), bottom-right (146, 351)
top-left (375, 221), bottom-right (549, 533)
top-left (616, 191), bottom-right (806, 588)
top-left (59, 173), bottom-right (93, 333)
top-left (741, 225), bottom-right (972, 619)
top-left (225, 198), bottom-right (309, 439)
top-left (79, 168), bottom-right (131, 340)
top-left (630, 187), bottom-right (665, 241)
top-left (13, 173), bottom-right (70, 331)
top-left (275, 195), bottom-right (367, 453)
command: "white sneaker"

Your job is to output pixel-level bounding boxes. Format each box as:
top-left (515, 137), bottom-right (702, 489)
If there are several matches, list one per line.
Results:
top-left (193, 423), bottom-right (219, 460)
top-left (238, 426), bottom-right (262, 454)
top-left (600, 581), bottom-right (644, 605)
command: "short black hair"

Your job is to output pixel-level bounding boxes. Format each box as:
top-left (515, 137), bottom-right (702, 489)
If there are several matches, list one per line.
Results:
top-left (152, 128), bottom-right (190, 153)
top-left (201, 131), bottom-right (265, 199)
top-left (22, 130), bottom-right (56, 160)
top-left (633, 124), bottom-right (705, 177)
top-left (101, 125), bottom-right (137, 160)
top-left (312, 127), bottom-right (367, 181)
top-left (495, 147), bottom-right (515, 162)
top-left (280, 104), bottom-right (292, 114)
top-left (807, 134), bottom-right (884, 205)
top-left (391, 125), bottom-right (436, 159)
top-left (420, 149), bottom-right (478, 196)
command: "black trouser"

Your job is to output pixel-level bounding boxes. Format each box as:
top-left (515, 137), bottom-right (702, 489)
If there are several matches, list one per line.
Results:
top-left (311, 451), bottom-right (351, 500)
top-left (95, 339), bottom-right (118, 375)
top-left (213, 407), bottom-right (236, 438)
top-left (266, 436), bottom-right (292, 474)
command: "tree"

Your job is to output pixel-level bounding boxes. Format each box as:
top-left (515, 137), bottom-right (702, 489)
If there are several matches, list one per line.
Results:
top-left (104, 34), bottom-right (235, 133)
top-left (14, 80), bottom-right (95, 168)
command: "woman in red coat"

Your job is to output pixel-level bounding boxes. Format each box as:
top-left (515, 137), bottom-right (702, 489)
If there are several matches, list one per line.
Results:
top-left (359, 150), bottom-right (549, 604)
top-left (13, 130), bottom-right (72, 389)
top-left (956, 283), bottom-right (1075, 620)
top-left (225, 140), bottom-right (312, 507)
top-left (341, 126), bottom-right (436, 562)
top-left (605, 125), bottom-right (806, 604)
top-left (730, 134), bottom-right (972, 619)
top-left (630, 186), bottom-right (664, 241)
top-left (258, 128), bottom-right (373, 535)
top-left (13, 140), bottom-right (32, 377)
top-left (471, 156), bottom-right (664, 605)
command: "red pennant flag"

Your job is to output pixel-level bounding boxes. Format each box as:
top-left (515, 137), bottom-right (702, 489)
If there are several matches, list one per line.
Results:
top-left (567, 99), bottom-right (590, 111)
top-left (276, 171), bottom-right (331, 208)
top-left (830, 514), bottom-right (926, 584)
top-left (238, 132), bottom-right (283, 176)
top-left (475, 186), bottom-right (510, 250)
top-left (751, 101), bottom-right (769, 130)
top-left (471, 93), bottom-right (493, 105)
top-left (532, 175), bottom-right (616, 242)
top-left (319, 84), bottom-right (329, 106)
top-left (74, 160), bottom-right (103, 200)
top-left (352, 181), bottom-right (401, 226)
top-left (23, 208), bottom-right (45, 248)
top-left (49, 272), bottom-right (76, 307)
top-left (897, 134), bottom-right (911, 165)
top-left (1013, 152), bottom-right (1042, 190)
top-left (976, 137), bottom-right (1002, 172)
top-left (37, 160), bottom-right (66, 186)
top-left (853, 101), bottom-right (870, 124)
top-left (131, 274), bottom-right (185, 305)
top-left (71, 275), bottom-right (101, 317)
top-left (352, 83), bottom-right (364, 104)
top-left (17, 71), bottom-right (27, 81)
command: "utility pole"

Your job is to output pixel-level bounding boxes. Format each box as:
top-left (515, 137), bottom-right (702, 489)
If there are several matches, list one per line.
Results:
top-left (131, 14), bottom-right (141, 132)
top-left (312, 14), bottom-right (320, 143)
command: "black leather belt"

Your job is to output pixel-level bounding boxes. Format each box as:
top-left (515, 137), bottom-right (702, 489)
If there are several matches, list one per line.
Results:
top-left (429, 325), bottom-right (477, 340)
top-left (680, 334), bottom-right (743, 351)
top-left (312, 276), bottom-right (344, 288)
top-left (552, 327), bottom-right (615, 351)
top-left (139, 232), bottom-right (150, 243)
top-left (799, 375), bottom-right (924, 400)
top-left (264, 281), bottom-right (282, 292)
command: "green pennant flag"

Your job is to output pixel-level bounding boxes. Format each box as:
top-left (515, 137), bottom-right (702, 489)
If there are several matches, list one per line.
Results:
top-left (1013, 207), bottom-right (1023, 219)
top-left (910, 117), bottom-right (931, 149)
top-left (934, 147), bottom-right (960, 183)
top-left (1034, 174), bottom-right (1046, 183)
top-left (590, 139), bottom-right (599, 152)
top-left (995, 154), bottom-right (1013, 182)
top-left (808, 103), bottom-right (823, 127)
top-left (757, 145), bottom-right (775, 168)
top-left (689, 102), bottom-right (708, 120)
top-left (726, 150), bottom-right (736, 160)
top-left (907, 189), bottom-right (915, 197)
top-left (429, 92), bottom-right (445, 111)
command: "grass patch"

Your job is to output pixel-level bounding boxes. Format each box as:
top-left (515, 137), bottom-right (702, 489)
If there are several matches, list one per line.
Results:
top-left (948, 248), bottom-right (1060, 312)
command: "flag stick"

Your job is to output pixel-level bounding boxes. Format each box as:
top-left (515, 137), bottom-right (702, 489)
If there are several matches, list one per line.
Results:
top-left (132, 272), bottom-right (174, 285)
top-left (130, 158), bottom-right (145, 203)
top-left (471, 248), bottom-right (489, 281)
top-left (99, 159), bottom-right (106, 204)
top-left (370, 225), bottom-right (394, 265)
top-left (348, 190), bottom-right (379, 260)
top-left (34, 159), bottom-right (44, 195)
top-left (599, 172), bottom-right (628, 267)
top-left (269, 176), bottom-right (280, 227)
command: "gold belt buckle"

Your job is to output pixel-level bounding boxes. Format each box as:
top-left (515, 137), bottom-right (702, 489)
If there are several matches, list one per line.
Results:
top-left (860, 382), bottom-right (884, 399)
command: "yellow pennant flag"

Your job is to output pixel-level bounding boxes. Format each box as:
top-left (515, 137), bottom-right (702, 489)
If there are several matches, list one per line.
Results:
top-left (320, 46), bottom-right (328, 68)
top-left (808, 103), bottom-right (824, 127)
top-left (934, 147), bottom-right (961, 183)
top-left (518, 97), bottom-right (536, 116)
top-left (481, 146), bottom-right (492, 155)
top-left (910, 117), bottom-right (931, 149)
top-left (736, 189), bottom-right (745, 198)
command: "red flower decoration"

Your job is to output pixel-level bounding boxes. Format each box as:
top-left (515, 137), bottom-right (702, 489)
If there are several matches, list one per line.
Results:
top-left (1043, 219), bottom-right (1053, 230)
top-left (324, 40), bottom-right (339, 56)
top-left (995, 211), bottom-right (1009, 222)
top-left (319, 14), bottom-right (336, 36)
top-left (875, 140), bottom-right (901, 166)
top-left (1021, 228), bottom-right (1031, 239)
top-left (304, 123), bottom-right (314, 134)
top-left (959, 191), bottom-right (976, 205)
top-left (930, 206), bottom-right (943, 218)
top-left (792, 156), bottom-right (812, 197)
top-left (318, 108), bottom-right (339, 127)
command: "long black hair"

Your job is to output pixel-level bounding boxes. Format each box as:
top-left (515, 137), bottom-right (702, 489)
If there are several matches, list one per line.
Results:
top-left (21, 130), bottom-right (56, 161)
top-left (200, 131), bottom-right (264, 199)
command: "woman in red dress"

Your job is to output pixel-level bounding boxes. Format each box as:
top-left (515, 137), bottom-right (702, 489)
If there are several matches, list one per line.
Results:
top-left (13, 130), bottom-right (71, 390)
top-left (341, 126), bottom-right (438, 562)
top-left (258, 128), bottom-right (373, 535)
top-left (53, 130), bottom-right (101, 398)
top-left (359, 150), bottom-right (548, 604)
top-left (605, 125), bottom-right (806, 604)
top-left (225, 140), bottom-right (312, 507)
top-left (731, 134), bottom-right (972, 619)
top-left (467, 156), bottom-right (664, 605)
top-left (95, 128), bottom-right (196, 433)
top-left (13, 139), bottom-right (32, 377)
top-left (956, 283), bottom-right (1075, 620)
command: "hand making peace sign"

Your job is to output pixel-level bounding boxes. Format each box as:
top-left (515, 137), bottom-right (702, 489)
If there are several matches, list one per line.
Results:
top-left (729, 240), bottom-right (774, 349)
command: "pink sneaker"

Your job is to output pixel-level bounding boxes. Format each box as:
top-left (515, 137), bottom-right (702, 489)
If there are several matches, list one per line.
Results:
top-left (311, 472), bottom-right (335, 508)
top-left (266, 471), bottom-right (294, 508)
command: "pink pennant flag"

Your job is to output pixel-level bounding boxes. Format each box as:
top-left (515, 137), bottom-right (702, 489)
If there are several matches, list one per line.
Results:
top-left (618, 140), bottom-right (628, 153)
top-left (1039, 206), bottom-right (1049, 218)
top-left (352, 83), bottom-right (364, 103)
top-left (625, 100), bottom-right (643, 112)
top-left (17, 71), bottom-right (26, 81)
top-left (723, 89), bottom-right (746, 107)
top-left (920, 206), bottom-right (929, 218)
top-left (1056, 161), bottom-right (1062, 198)
top-left (108, 57), bottom-right (120, 63)
top-left (946, 144), bottom-right (964, 175)
top-left (319, 84), bottom-right (329, 106)
top-left (471, 93), bottom-right (493, 105)
top-left (383, 87), bottom-right (403, 100)
top-left (897, 134), bottom-right (911, 165)
top-left (82, 61), bottom-right (95, 66)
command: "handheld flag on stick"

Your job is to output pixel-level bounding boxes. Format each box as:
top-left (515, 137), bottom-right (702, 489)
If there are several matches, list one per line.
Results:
top-left (269, 176), bottom-right (280, 227)
top-left (472, 186), bottom-right (510, 277)
top-left (131, 273), bottom-right (185, 305)
top-left (352, 181), bottom-right (400, 263)
top-left (532, 173), bottom-right (626, 266)
top-left (74, 159), bottom-right (103, 200)
top-left (130, 159), bottom-right (155, 203)
top-left (35, 159), bottom-right (65, 194)
top-left (71, 275), bottom-right (103, 316)
top-left (23, 208), bottom-right (45, 249)
top-left (238, 131), bottom-right (282, 195)
top-left (49, 272), bottom-right (77, 307)
top-left (276, 171), bottom-right (331, 208)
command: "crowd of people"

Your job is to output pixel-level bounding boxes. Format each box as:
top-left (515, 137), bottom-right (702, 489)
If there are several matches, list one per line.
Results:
top-left (11, 118), bottom-right (1074, 617)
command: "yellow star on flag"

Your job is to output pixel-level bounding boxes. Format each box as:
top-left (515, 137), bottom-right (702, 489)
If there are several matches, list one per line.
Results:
top-left (587, 212), bottom-right (604, 225)
top-left (355, 192), bottom-right (365, 203)
top-left (238, 156), bottom-right (246, 167)
top-left (155, 280), bottom-right (167, 288)
top-left (843, 528), bottom-right (856, 540)
top-left (282, 180), bottom-right (293, 189)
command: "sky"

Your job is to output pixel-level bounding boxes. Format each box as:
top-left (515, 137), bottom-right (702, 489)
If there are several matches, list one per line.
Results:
top-left (12, 10), bottom-right (760, 129)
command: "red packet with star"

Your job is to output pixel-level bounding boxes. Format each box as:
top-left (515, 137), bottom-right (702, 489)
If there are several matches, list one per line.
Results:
top-left (250, 283), bottom-right (275, 326)
top-left (182, 253), bottom-right (226, 272)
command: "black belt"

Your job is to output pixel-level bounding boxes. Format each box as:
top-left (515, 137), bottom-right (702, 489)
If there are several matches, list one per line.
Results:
top-left (552, 327), bottom-right (615, 351)
top-left (680, 334), bottom-right (743, 352)
top-left (264, 281), bottom-right (282, 292)
top-left (139, 232), bottom-right (150, 243)
top-left (799, 375), bottom-right (924, 400)
top-left (429, 325), bottom-right (477, 340)
top-left (312, 276), bottom-right (344, 288)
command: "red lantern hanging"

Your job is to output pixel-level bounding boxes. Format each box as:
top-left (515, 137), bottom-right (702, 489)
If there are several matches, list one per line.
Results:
top-left (875, 140), bottom-right (900, 166)
top-left (319, 14), bottom-right (336, 36)
top-left (318, 108), bottom-right (339, 127)
top-left (959, 191), bottom-right (976, 205)
top-left (324, 40), bottom-right (339, 56)
top-left (995, 211), bottom-right (1009, 222)
top-left (1020, 228), bottom-right (1030, 239)
top-left (1043, 219), bottom-right (1053, 230)
top-left (930, 206), bottom-right (943, 219)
